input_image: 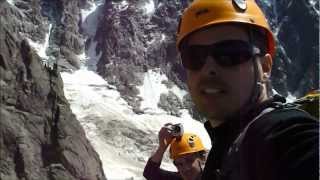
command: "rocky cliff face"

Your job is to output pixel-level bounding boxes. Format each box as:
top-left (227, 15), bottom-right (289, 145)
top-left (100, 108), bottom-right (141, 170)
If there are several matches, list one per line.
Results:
top-left (257, 0), bottom-right (319, 97)
top-left (94, 0), bottom-right (190, 113)
top-left (0, 1), bottom-right (106, 180)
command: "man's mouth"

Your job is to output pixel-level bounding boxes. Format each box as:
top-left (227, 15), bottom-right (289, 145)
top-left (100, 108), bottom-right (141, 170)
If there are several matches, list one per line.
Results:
top-left (201, 88), bottom-right (225, 95)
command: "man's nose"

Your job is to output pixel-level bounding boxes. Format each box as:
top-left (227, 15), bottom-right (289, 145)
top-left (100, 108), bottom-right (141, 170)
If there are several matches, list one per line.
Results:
top-left (200, 56), bottom-right (218, 76)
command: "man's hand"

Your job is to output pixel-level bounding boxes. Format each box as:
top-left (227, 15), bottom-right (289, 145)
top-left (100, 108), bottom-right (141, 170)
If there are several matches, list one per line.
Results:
top-left (151, 123), bottom-right (176, 163)
top-left (158, 123), bottom-right (176, 150)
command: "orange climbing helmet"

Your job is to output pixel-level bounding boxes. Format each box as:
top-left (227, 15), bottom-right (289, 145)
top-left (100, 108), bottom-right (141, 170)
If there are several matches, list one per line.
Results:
top-left (177, 0), bottom-right (276, 57)
top-left (169, 133), bottom-right (205, 160)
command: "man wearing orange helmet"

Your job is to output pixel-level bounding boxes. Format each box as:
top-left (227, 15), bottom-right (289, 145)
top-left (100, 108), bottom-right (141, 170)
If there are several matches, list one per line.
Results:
top-left (176, 0), bottom-right (319, 180)
top-left (143, 124), bottom-right (207, 180)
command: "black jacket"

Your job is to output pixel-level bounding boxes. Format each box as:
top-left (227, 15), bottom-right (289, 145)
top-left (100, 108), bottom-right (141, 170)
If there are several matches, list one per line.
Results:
top-left (202, 96), bottom-right (319, 180)
top-left (143, 158), bottom-right (182, 180)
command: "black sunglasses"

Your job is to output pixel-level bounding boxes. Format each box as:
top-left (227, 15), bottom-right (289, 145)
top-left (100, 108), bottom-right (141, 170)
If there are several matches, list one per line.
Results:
top-left (180, 40), bottom-right (261, 71)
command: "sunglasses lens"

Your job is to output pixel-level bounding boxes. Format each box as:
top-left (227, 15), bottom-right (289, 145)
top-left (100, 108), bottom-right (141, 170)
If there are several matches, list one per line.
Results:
top-left (212, 41), bottom-right (253, 66)
top-left (180, 40), bottom-right (254, 70)
top-left (181, 46), bottom-right (207, 71)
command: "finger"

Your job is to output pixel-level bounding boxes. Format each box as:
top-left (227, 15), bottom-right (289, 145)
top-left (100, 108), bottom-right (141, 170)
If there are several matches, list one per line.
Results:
top-left (164, 137), bottom-right (175, 146)
top-left (159, 127), bottom-right (169, 134)
top-left (164, 139), bottom-right (167, 146)
top-left (166, 137), bottom-right (175, 145)
top-left (164, 123), bottom-right (173, 127)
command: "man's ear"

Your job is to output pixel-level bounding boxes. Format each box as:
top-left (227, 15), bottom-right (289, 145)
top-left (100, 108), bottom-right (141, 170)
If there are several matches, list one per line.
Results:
top-left (261, 53), bottom-right (272, 75)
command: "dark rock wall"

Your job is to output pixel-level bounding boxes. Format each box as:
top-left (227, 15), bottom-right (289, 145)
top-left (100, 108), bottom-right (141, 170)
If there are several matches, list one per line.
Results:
top-left (257, 0), bottom-right (319, 97)
top-left (0, 1), bottom-right (106, 179)
top-left (41, 0), bottom-right (85, 71)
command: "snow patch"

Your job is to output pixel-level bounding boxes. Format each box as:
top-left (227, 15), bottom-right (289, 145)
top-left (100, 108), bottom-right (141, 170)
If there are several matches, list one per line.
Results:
top-left (137, 69), bottom-right (187, 114)
top-left (26, 24), bottom-right (52, 64)
top-left (160, 34), bottom-right (166, 42)
top-left (7, 0), bottom-right (15, 6)
top-left (157, 2), bottom-right (163, 8)
top-left (81, 2), bottom-right (98, 23)
top-left (76, 40), bottom-right (101, 70)
top-left (272, 89), bottom-right (280, 95)
top-left (80, 0), bottom-right (103, 70)
top-left (81, 1), bottom-right (104, 36)
top-left (119, 0), bottom-right (129, 11)
top-left (144, 0), bottom-right (155, 14)
top-left (286, 93), bottom-right (297, 103)
top-left (261, 0), bottom-right (272, 7)
top-left (112, 0), bottom-right (129, 11)
top-left (273, 89), bottom-right (297, 103)
top-left (309, 0), bottom-right (320, 15)
top-left (85, 41), bottom-right (102, 71)
top-left (77, 52), bottom-right (87, 65)
top-left (61, 69), bottom-right (129, 117)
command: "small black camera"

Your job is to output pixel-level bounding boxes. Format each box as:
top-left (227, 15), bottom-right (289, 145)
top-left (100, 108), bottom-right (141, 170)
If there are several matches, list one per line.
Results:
top-left (166, 123), bottom-right (184, 137)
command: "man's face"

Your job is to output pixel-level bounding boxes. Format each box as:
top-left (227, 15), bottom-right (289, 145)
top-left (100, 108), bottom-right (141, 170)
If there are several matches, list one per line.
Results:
top-left (174, 153), bottom-right (203, 180)
top-left (184, 25), bottom-right (256, 124)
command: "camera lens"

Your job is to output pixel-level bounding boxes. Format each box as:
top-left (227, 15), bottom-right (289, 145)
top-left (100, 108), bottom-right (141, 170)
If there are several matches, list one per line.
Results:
top-left (173, 126), bottom-right (180, 133)
top-left (165, 123), bottom-right (183, 137)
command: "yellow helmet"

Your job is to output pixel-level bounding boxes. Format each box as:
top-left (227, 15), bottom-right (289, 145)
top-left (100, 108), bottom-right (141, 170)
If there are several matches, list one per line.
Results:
top-left (302, 89), bottom-right (320, 99)
top-left (177, 0), bottom-right (276, 57)
top-left (169, 133), bottom-right (205, 160)
top-left (296, 89), bottom-right (320, 119)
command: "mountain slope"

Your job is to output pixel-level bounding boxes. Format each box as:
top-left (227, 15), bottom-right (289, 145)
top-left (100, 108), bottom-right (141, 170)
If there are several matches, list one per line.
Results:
top-left (0, 1), bottom-right (106, 179)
